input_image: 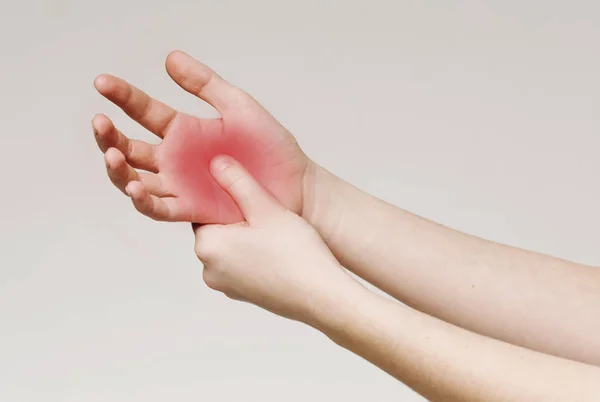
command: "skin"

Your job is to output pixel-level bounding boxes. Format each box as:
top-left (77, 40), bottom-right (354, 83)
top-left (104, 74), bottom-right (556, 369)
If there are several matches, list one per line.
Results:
top-left (302, 168), bottom-right (600, 366)
top-left (198, 156), bottom-right (600, 402)
top-left (93, 50), bottom-right (600, 399)
top-left (93, 50), bottom-right (306, 224)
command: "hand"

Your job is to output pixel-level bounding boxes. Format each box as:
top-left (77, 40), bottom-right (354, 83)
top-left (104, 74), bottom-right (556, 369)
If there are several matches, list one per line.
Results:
top-left (193, 155), bottom-right (355, 323)
top-left (93, 50), bottom-right (311, 224)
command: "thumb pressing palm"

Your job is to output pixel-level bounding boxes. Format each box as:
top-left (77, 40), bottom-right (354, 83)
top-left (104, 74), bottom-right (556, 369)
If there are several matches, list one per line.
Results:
top-left (192, 156), bottom-right (356, 323)
top-left (93, 50), bottom-right (310, 225)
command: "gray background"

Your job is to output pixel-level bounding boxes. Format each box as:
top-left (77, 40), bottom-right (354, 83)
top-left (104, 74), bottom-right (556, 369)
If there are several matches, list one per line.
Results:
top-left (1, 1), bottom-right (599, 401)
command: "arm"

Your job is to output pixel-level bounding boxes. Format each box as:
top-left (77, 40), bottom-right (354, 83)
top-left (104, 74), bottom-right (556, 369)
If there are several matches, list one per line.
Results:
top-left (92, 50), bottom-right (600, 365)
top-left (193, 157), bottom-right (600, 401)
top-left (313, 280), bottom-right (600, 402)
top-left (302, 163), bottom-right (600, 366)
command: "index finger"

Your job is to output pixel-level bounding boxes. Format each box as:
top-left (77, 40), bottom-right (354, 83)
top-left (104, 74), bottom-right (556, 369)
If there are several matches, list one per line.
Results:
top-left (94, 74), bottom-right (178, 138)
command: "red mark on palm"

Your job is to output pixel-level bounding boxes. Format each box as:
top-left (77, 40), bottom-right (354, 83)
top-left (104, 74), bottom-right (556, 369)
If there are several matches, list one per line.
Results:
top-left (93, 51), bottom-right (307, 224)
top-left (160, 113), bottom-right (305, 223)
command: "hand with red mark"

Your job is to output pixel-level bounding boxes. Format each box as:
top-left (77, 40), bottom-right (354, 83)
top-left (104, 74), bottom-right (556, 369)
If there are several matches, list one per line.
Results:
top-left (194, 155), bottom-right (355, 322)
top-left (93, 50), bottom-right (310, 224)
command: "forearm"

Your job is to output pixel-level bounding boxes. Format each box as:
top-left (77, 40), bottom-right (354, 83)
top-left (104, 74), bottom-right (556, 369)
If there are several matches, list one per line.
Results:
top-left (309, 281), bottom-right (600, 402)
top-left (302, 162), bottom-right (600, 365)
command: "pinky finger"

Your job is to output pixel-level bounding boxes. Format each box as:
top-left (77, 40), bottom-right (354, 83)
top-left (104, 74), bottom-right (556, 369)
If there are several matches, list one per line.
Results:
top-left (125, 181), bottom-right (181, 222)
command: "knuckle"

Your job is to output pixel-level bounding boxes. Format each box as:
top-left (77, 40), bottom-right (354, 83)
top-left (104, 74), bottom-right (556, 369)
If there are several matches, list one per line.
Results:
top-left (124, 136), bottom-right (135, 156)
top-left (223, 170), bottom-right (245, 190)
top-left (194, 237), bottom-right (212, 260)
top-left (202, 269), bottom-right (220, 291)
top-left (228, 85), bottom-right (255, 108)
top-left (187, 66), bottom-right (214, 95)
top-left (235, 89), bottom-right (254, 106)
top-left (194, 226), bottom-right (225, 260)
top-left (148, 211), bottom-right (163, 222)
top-left (225, 292), bottom-right (243, 302)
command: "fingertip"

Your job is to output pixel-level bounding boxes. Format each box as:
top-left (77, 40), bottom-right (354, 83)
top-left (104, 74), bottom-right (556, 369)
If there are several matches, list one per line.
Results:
top-left (165, 50), bottom-right (243, 113)
top-left (166, 49), bottom-right (185, 61)
top-left (126, 182), bottom-right (176, 221)
top-left (210, 155), bottom-right (235, 177)
top-left (128, 182), bottom-right (151, 216)
top-left (165, 50), bottom-right (190, 69)
top-left (93, 74), bottom-right (111, 92)
top-left (127, 182), bottom-right (154, 217)
top-left (165, 51), bottom-right (181, 74)
top-left (104, 147), bottom-right (125, 169)
top-left (125, 180), bottom-right (145, 199)
top-left (92, 112), bottom-right (105, 126)
top-left (92, 113), bottom-right (111, 135)
top-left (105, 146), bottom-right (124, 161)
top-left (93, 115), bottom-right (113, 152)
top-left (124, 183), bottom-right (133, 197)
top-left (208, 155), bottom-right (281, 222)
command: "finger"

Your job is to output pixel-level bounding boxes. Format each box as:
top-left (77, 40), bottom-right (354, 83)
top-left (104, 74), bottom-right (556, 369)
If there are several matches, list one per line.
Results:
top-left (104, 148), bottom-right (170, 196)
top-left (94, 74), bottom-right (178, 138)
top-left (165, 50), bottom-right (249, 113)
top-left (210, 155), bottom-right (284, 224)
top-left (125, 181), bottom-right (184, 222)
top-left (92, 114), bottom-right (158, 172)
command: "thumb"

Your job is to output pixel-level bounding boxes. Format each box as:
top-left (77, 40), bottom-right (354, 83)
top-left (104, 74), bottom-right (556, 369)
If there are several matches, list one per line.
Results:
top-left (165, 50), bottom-right (247, 114)
top-left (210, 155), bottom-right (284, 223)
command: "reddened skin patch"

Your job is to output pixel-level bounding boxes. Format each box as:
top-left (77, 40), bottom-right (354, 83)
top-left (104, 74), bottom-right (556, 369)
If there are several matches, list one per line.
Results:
top-left (158, 114), bottom-right (304, 224)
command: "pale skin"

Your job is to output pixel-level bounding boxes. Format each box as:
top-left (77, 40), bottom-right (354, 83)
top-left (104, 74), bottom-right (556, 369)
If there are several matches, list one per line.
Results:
top-left (93, 50), bottom-right (600, 401)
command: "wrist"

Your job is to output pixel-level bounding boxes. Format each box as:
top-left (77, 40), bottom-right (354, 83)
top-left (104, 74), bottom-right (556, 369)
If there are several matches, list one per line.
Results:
top-left (300, 159), bottom-right (321, 224)
top-left (302, 271), bottom-right (374, 334)
top-left (300, 160), bottom-right (346, 244)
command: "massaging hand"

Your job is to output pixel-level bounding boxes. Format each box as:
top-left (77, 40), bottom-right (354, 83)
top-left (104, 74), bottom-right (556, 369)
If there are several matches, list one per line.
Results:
top-left (93, 50), bottom-right (310, 224)
top-left (194, 155), bottom-right (353, 322)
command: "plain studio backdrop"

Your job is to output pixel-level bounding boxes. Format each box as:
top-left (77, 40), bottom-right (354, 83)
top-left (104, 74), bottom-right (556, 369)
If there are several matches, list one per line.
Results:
top-left (0, 1), bottom-right (599, 401)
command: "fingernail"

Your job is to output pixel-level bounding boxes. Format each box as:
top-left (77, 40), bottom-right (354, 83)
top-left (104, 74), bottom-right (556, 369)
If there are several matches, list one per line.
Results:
top-left (211, 155), bottom-right (233, 174)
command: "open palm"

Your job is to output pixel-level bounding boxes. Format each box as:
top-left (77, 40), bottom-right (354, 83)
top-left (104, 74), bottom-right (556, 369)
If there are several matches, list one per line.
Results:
top-left (93, 51), bottom-right (309, 224)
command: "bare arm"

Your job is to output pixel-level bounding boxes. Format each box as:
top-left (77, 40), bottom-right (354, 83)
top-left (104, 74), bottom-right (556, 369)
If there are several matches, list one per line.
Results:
top-left (302, 163), bottom-right (600, 366)
top-left (92, 51), bottom-right (600, 366)
top-left (194, 157), bottom-right (600, 401)
top-left (312, 281), bottom-right (600, 402)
